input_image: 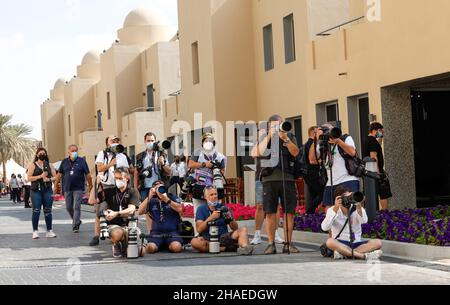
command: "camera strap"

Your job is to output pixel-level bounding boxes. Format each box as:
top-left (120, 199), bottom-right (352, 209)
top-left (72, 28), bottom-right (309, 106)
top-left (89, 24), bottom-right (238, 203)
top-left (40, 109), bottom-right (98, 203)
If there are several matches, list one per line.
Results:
top-left (334, 217), bottom-right (350, 240)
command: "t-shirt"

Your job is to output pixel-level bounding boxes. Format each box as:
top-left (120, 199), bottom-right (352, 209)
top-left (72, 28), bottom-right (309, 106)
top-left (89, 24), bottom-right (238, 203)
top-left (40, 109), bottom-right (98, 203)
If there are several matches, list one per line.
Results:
top-left (366, 136), bottom-right (384, 173)
top-left (147, 194), bottom-right (181, 233)
top-left (261, 133), bottom-right (298, 183)
top-left (170, 163), bottom-right (180, 177)
top-left (95, 150), bottom-right (130, 186)
top-left (190, 150), bottom-right (227, 185)
top-left (58, 157), bottom-right (90, 192)
top-left (195, 204), bottom-right (229, 238)
top-left (178, 162), bottom-right (187, 178)
top-left (9, 178), bottom-right (18, 189)
top-left (317, 135), bottom-right (359, 186)
top-left (105, 188), bottom-right (140, 227)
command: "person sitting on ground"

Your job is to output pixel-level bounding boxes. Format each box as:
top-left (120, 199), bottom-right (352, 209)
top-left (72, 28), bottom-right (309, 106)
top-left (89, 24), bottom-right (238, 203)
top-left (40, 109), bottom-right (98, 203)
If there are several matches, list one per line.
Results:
top-left (191, 185), bottom-right (254, 255)
top-left (137, 180), bottom-right (184, 254)
top-left (321, 186), bottom-right (383, 260)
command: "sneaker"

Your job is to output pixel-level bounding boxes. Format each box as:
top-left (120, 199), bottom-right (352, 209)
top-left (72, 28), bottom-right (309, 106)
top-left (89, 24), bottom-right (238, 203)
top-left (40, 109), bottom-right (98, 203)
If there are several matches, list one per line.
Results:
top-left (46, 231), bottom-right (57, 238)
top-left (250, 233), bottom-right (262, 245)
top-left (237, 245), bottom-right (254, 256)
top-left (112, 242), bottom-right (123, 258)
top-left (283, 243), bottom-right (300, 254)
top-left (264, 243), bottom-right (277, 255)
top-left (334, 251), bottom-right (345, 260)
top-left (275, 231), bottom-right (284, 244)
top-left (365, 250), bottom-right (383, 261)
top-left (89, 236), bottom-right (100, 246)
top-left (32, 231), bottom-right (40, 240)
top-left (72, 225), bottom-right (79, 233)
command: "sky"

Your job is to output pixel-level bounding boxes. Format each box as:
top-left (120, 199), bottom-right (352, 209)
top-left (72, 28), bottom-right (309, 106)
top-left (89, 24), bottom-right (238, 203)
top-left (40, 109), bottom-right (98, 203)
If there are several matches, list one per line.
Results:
top-left (0, 0), bottom-right (178, 140)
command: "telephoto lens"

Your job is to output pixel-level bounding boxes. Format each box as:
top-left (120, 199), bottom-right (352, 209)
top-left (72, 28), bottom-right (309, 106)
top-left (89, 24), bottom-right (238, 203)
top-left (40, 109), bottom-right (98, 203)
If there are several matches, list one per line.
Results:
top-left (208, 220), bottom-right (220, 254)
top-left (127, 214), bottom-right (139, 259)
top-left (212, 167), bottom-right (224, 189)
top-left (157, 185), bottom-right (167, 195)
top-left (342, 192), bottom-right (365, 208)
top-left (99, 211), bottom-right (109, 240)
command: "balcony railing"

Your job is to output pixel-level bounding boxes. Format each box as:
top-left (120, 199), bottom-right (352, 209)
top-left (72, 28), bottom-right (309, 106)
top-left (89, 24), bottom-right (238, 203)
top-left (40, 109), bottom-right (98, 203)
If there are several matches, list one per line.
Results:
top-left (316, 16), bottom-right (365, 36)
top-left (124, 107), bottom-right (161, 116)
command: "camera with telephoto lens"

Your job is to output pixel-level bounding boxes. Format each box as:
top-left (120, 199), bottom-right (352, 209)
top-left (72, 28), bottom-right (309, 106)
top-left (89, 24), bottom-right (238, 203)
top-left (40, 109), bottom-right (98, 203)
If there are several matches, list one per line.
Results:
top-left (277, 121), bottom-right (293, 133)
top-left (211, 161), bottom-right (224, 190)
top-left (219, 206), bottom-right (234, 224)
top-left (180, 176), bottom-right (196, 200)
top-left (98, 207), bottom-right (109, 240)
top-left (208, 220), bottom-right (220, 254)
top-left (152, 140), bottom-right (171, 152)
top-left (127, 213), bottom-right (140, 259)
top-left (341, 192), bottom-right (365, 208)
top-left (157, 185), bottom-right (167, 195)
top-left (319, 126), bottom-right (342, 144)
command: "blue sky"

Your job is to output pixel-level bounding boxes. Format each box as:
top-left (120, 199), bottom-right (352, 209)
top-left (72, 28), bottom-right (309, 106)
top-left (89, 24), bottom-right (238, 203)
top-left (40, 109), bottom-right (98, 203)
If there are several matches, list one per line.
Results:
top-left (0, 0), bottom-right (178, 140)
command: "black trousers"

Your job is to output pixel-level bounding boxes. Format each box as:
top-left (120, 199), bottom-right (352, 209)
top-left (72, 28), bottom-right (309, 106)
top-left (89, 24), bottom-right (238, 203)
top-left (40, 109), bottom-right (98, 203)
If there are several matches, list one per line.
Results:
top-left (24, 186), bottom-right (31, 207)
top-left (306, 182), bottom-right (324, 215)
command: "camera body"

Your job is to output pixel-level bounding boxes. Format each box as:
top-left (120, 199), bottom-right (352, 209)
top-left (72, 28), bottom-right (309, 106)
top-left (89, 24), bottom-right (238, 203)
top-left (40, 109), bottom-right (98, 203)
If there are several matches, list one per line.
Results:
top-left (211, 161), bottom-right (224, 190)
top-left (139, 166), bottom-right (153, 180)
top-left (219, 206), bottom-right (234, 224)
top-left (152, 140), bottom-right (171, 152)
top-left (341, 192), bottom-right (365, 208)
top-left (180, 176), bottom-right (196, 200)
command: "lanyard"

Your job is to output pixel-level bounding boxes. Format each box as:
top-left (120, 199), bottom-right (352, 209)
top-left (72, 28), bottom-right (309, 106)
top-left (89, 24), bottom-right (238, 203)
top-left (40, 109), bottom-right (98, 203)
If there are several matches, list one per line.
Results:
top-left (116, 192), bottom-right (127, 212)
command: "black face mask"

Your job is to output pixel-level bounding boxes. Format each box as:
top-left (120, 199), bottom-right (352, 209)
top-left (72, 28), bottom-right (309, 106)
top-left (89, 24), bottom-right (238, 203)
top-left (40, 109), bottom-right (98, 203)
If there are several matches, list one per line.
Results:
top-left (38, 155), bottom-right (47, 161)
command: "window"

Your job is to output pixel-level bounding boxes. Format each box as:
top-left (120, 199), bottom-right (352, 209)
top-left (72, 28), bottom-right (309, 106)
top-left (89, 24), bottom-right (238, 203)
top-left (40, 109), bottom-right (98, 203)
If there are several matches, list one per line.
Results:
top-left (283, 14), bottom-right (296, 64)
top-left (147, 84), bottom-right (155, 110)
top-left (326, 103), bottom-right (339, 123)
top-left (316, 100), bottom-right (340, 126)
top-left (263, 24), bottom-right (274, 71)
top-left (43, 129), bottom-right (46, 146)
top-left (107, 92), bottom-right (111, 120)
top-left (192, 41), bottom-right (200, 84)
top-left (97, 110), bottom-right (102, 130)
top-left (129, 145), bottom-right (136, 166)
top-left (286, 116), bottom-right (303, 146)
top-left (68, 115), bottom-right (72, 137)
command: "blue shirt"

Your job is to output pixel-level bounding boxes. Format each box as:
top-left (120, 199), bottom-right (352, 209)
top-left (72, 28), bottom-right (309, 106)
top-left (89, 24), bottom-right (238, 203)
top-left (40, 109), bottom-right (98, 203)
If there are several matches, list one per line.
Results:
top-left (147, 194), bottom-right (181, 233)
top-left (195, 204), bottom-right (229, 238)
top-left (58, 157), bottom-right (90, 192)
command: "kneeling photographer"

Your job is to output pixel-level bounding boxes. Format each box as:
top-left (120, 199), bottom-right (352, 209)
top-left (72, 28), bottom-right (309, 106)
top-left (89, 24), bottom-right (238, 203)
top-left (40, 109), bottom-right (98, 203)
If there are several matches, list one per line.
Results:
top-left (96, 168), bottom-right (141, 258)
top-left (191, 186), bottom-right (254, 255)
top-left (137, 180), bottom-right (187, 254)
top-left (321, 186), bottom-right (382, 260)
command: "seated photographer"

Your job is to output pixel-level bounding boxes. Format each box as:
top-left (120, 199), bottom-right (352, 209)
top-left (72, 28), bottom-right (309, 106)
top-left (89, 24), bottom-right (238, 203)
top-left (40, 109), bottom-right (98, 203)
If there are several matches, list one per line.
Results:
top-left (137, 180), bottom-right (184, 254)
top-left (97, 168), bottom-right (140, 258)
top-left (191, 186), bottom-right (254, 255)
top-left (321, 186), bottom-right (382, 260)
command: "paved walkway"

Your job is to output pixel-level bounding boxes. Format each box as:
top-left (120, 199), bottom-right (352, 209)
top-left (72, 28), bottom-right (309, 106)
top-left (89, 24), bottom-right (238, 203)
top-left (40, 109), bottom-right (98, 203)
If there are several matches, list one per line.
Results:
top-left (0, 197), bottom-right (449, 285)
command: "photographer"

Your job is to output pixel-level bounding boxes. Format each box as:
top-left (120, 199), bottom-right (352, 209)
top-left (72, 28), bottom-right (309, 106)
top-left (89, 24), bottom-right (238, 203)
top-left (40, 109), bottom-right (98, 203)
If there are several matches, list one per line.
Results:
top-left (137, 180), bottom-right (184, 254)
top-left (97, 168), bottom-right (140, 258)
top-left (321, 186), bottom-right (382, 260)
top-left (134, 132), bottom-right (171, 234)
top-left (191, 186), bottom-right (254, 255)
top-left (304, 126), bottom-right (325, 214)
top-left (89, 136), bottom-right (132, 246)
top-left (251, 115), bottom-right (300, 255)
top-left (310, 124), bottom-right (360, 207)
top-left (188, 133), bottom-right (227, 209)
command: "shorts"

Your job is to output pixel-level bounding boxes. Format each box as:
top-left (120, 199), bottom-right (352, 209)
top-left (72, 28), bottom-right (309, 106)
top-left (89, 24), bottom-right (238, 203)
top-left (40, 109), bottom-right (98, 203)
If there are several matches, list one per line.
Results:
top-left (337, 239), bottom-right (368, 249)
top-left (323, 180), bottom-right (360, 206)
top-left (147, 231), bottom-right (184, 249)
top-left (219, 232), bottom-right (239, 252)
top-left (378, 173), bottom-right (393, 200)
top-left (255, 181), bottom-right (263, 204)
top-left (262, 181), bottom-right (297, 214)
top-left (107, 225), bottom-right (127, 239)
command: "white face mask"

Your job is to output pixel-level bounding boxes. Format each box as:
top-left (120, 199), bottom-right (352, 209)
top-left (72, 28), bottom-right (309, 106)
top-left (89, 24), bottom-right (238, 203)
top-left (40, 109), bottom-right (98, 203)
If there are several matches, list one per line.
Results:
top-left (116, 180), bottom-right (126, 189)
top-left (203, 142), bottom-right (214, 152)
top-left (146, 141), bottom-right (155, 150)
top-left (111, 143), bottom-right (119, 148)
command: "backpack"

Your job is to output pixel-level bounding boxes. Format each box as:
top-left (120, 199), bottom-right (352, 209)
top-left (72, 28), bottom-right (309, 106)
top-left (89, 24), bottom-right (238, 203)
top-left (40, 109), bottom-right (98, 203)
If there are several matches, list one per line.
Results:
top-left (337, 135), bottom-right (364, 178)
top-left (293, 145), bottom-right (308, 179)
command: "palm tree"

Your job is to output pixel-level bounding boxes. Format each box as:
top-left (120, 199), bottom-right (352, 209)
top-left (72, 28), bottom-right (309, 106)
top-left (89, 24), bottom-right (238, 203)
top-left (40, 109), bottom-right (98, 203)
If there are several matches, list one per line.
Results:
top-left (0, 114), bottom-right (35, 181)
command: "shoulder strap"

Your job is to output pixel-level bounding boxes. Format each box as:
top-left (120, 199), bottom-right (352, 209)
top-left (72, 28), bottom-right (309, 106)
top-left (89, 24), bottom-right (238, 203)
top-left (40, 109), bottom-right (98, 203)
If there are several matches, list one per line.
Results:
top-left (338, 134), bottom-right (350, 158)
top-left (335, 217), bottom-right (350, 240)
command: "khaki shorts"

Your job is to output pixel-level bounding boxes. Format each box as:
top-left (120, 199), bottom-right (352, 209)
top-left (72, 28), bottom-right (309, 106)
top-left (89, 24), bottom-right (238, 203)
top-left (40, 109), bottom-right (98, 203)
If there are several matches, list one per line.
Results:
top-left (107, 225), bottom-right (128, 239)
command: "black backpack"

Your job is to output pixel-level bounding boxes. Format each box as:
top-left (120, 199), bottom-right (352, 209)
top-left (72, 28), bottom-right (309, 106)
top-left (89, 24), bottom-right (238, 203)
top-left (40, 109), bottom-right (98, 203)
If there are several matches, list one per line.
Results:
top-left (337, 135), bottom-right (364, 178)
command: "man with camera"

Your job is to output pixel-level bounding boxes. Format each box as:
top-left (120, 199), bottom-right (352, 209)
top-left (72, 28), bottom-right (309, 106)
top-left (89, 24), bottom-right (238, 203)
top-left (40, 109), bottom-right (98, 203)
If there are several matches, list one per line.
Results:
top-left (137, 180), bottom-right (185, 254)
top-left (96, 168), bottom-right (140, 258)
top-left (191, 185), bottom-right (254, 255)
top-left (252, 115), bottom-right (300, 255)
top-left (89, 136), bottom-right (132, 246)
top-left (321, 186), bottom-right (383, 260)
top-left (134, 132), bottom-right (171, 234)
top-left (309, 124), bottom-right (360, 207)
top-left (188, 133), bottom-right (227, 211)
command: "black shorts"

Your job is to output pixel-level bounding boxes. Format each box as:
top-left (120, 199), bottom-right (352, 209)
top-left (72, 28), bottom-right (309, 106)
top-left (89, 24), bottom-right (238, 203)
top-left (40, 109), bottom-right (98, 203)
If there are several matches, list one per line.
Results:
top-left (378, 174), bottom-right (393, 200)
top-left (220, 232), bottom-right (239, 252)
top-left (262, 181), bottom-right (297, 214)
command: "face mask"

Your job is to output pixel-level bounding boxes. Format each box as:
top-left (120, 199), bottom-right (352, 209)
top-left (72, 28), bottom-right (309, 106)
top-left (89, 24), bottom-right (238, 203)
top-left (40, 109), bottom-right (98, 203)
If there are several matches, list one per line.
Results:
top-left (38, 155), bottom-right (46, 161)
top-left (208, 201), bottom-right (219, 208)
top-left (116, 180), bottom-right (126, 189)
top-left (71, 152), bottom-right (78, 159)
top-left (376, 131), bottom-right (384, 139)
top-left (203, 142), bottom-right (214, 152)
top-left (146, 141), bottom-right (155, 150)
top-left (111, 143), bottom-right (119, 148)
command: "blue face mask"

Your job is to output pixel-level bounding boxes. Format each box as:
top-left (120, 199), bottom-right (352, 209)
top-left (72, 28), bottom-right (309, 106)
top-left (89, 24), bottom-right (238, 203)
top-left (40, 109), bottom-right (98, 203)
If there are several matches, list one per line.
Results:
top-left (71, 152), bottom-right (78, 159)
top-left (208, 202), bottom-right (220, 208)
top-left (376, 131), bottom-right (384, 139)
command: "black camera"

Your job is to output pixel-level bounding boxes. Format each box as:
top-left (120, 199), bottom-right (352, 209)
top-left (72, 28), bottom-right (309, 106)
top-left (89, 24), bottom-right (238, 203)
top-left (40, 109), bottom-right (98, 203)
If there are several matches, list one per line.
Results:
top-left (219, 206), bottom-right (234, 224)
top-left (152, 140), bottom-right (171, 152)
top-left (157, 185), bottom-right (167, 195)
top-left (180, 176), bottom-right (196, 200)
top-left (319, 126), bottom-right (342, 143)
top-left (341, 192), bottom-right (365, 208)
top-left (139, 167), bottom-right (153, 180)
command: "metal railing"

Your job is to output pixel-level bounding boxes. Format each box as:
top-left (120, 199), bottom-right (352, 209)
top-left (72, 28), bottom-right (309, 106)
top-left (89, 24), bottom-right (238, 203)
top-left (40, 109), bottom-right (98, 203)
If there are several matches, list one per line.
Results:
top-left (316, 16), bottom-right (365, 36)
top-left (123, 107), bottom-right (161, 116)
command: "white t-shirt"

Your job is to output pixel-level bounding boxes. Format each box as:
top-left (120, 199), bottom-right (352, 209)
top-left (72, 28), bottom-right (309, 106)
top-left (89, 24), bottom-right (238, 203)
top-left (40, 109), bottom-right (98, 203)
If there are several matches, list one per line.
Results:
top-left (170, 163), bottom-right (180, 177)
top-left (95, 150), bottom-right (130, 186)
top-left (321, 206), bottom-right (368, 242)
top-left (178, 162), bottom-right (187, 178)
top-left (317, 135), bottom-right (359, 186)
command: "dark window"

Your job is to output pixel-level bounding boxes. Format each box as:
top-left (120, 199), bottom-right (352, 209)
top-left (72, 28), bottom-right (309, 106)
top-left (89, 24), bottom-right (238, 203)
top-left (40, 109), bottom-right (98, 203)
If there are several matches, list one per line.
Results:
top-left (107, 92), bottom-right (111, 120)
top-left (68, 115), bottom-right (72, 137)
top-left (147, 84), bottom-right (155, 111)
top-left (263, 24), bottom-right (274, 71)
top-left (283, 14), bottom-right (296, 64)
top-left (192, 42), bottom-right (200, 84)
top-left (97, 110), bottom-right (102, 130)
top-left (326, 104), bottom-right (339, 123)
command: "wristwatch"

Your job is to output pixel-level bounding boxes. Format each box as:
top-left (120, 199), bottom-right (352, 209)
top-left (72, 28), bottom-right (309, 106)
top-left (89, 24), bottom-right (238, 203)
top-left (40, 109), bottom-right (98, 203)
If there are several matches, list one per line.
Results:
top-left (202, 162), bottom-right (206, 168)
top-left (165, 199), bottom-right (172, 205)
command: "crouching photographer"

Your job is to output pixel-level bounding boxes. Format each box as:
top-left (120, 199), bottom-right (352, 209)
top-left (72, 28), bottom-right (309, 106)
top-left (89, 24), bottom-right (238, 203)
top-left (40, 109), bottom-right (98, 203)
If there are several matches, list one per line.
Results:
top-left (96, 168), bottom-right (141, 258)
top-left (321, 186), bottom-right (383, 260)
top-left (191, 186), bottom-right (254, 255)
top-left (137, 180), bottom-right (192, 254)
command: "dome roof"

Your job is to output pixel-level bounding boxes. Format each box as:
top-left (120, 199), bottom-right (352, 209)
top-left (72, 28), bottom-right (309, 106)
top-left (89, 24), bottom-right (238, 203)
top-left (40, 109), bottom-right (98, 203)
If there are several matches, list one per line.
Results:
top-left (81, 50), bottom-right (100, 65)
top-left (123, 7), bottom-right (171, 28)
top-left (54, 78), bottom-right (69, 90)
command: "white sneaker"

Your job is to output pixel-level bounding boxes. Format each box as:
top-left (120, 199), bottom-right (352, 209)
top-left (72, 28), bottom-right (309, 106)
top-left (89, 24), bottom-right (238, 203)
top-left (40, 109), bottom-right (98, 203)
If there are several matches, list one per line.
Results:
top-left (46, 231), bottom-right (57, 238)
top-left (32, 231), bottom-right (40, 240)
top-left (250, 233), bottom-right (262, 245)
top-left (365, 250), bottom-right (383, 261)
top-left (275, 231), bottom-right (284, 244)
top-left (334, 251), bottom-right (345, 260)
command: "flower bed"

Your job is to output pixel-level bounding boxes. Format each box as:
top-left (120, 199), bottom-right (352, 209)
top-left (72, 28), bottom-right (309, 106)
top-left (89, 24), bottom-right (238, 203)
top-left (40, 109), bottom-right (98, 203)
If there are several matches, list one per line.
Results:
top-left (182, 203), bottom-right (256, 221)
top-left (293, 205), bottom-right (450, 247)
